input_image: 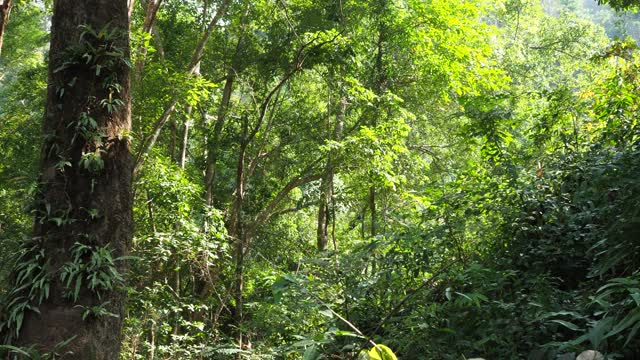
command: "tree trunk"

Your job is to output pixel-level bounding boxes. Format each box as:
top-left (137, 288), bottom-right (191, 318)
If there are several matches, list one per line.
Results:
top-left (204, 72), bottom-right (234, 208)
top-left (317, 95), bottom-right (345, 251)
top-left (233, 233), bottom-right (245, 350)
top-left (179, 115), bottom-right (190, 168)
top-left (179, 62), bottom-right (199, 168)
top-left (229, 119), bottom-right (248, 350)
top-left (316, 176), bottom-right (330, 250)
top-left (9, 0), bottom-right (133, 358)
top-left (0, 0), bottom-right (12, 57)
top-left (368, 14), bottom-right (387, 240)
top-left (135, 0), bottom-right (163, 76)
top-left (169, 118), bottom-right (177, 161)
top-left (128, 0), bottom-right (135, 20)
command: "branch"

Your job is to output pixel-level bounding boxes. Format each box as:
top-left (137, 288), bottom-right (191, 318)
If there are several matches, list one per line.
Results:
top-left (143, 0), bottom-right (163, 33)
top-left (270, 200), bottom-right (317, 218)
top-left (246, 169), bottom-right (324, 240)
top-left (369, 262), bottom-right (454, 338)
top-left (246, 32), bottom-right (343, 144)
top-left (133, 0), bottom-right (232, 175)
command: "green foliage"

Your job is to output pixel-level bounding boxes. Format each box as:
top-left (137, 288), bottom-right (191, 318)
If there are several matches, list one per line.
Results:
top-left (59, 242), bottom-right (125, 302)
top-left (359, 344), bottom-right (397, 360)
top-left (6, 0), bottom-right (640, 358)
top-left (0, 335), bottom-right (76, 360)
top-left (597, 0), bottom-right (640, 10)
top-left (0, 238), bottom-right (51, 343)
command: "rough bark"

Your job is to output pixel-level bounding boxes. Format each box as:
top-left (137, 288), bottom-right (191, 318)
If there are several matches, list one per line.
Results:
top-left (12, 0), bottom-right (133, 358)
top-left (0, 0), bottom-right (12, 57)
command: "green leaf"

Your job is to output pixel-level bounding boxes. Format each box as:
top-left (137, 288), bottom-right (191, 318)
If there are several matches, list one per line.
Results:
top-left (363, 344), bottom-right (397, 360)
top-left (606, 308), bottom-right (640, 338)
top-left (0, 345), bottom-right (33, 358)
top-left (303, 346), bottom-right (321, 360)
top-left (550, 319), bottom-right (583, 331)
top-left (335, 330), bottom-right (364, 338)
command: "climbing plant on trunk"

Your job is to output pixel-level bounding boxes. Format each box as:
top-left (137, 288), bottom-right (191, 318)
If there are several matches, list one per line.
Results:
top-left (0, 0), bottom-right (133, 358)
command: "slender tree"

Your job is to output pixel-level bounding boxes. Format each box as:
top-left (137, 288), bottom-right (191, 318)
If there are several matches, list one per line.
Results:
top-left (0, 0), bottom-right (12, 57)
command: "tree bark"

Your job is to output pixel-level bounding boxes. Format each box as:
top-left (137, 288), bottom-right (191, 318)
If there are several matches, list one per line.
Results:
top-left (179, 114), bottom-right (190, 168)
top-left (0, 0), bottom-right (12, 57)
top-left (135, 0), bottom-right (163, 76)
top-left (128, 0), bottom-right (135, 20)
top-left (179, 62), bottom-right (199, 168)
top-left (229, 117), bottom-right (248, 350)
top-left (316, 175), bottom-right (330, 250)
top-left (368, 13), bottom-right (388, 239)
top-left (204, 72), bottom-right (234, 207)
top-left (11, 0), bottom-right (133, 358)
top-left (317, 95), bottom-right (345, 251)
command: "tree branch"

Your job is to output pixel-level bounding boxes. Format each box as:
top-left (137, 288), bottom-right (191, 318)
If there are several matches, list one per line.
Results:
top-left (369, 262), bottom-right (454, 338)
top-left (246, 168), bottom-right (324, 240)
top-left (133, 0), bottom-right (232, 175)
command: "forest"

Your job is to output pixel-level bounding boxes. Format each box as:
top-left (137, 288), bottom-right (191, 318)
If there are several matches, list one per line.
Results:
top-left (1, 0), bottom-right (640, 359)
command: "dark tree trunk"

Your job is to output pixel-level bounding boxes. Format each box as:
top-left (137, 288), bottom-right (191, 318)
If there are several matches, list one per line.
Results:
top-left (229, 120), bottom-right (248, 350)
top-left (317, 95), bottom-right (345, 251)
top-left (204, 72), bottom-right (234, 208)
top-left (0, 0), bottom-right (12, 57)
top-left (10, 0), bottom-right (133, 358)
top-left (368, 6), bottom-right (387, 240)
top-left (179, 114), bottom-right (190, 168)
top-left (316, 176), bottom-right (330, 250)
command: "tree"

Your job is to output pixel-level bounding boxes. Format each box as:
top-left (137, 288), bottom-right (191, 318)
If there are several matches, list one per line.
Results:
top-left (0, 0), bottom-right (12, 57)
top-left (597, 0), bottom-right (640, 10)
top-left (1, 0), bottom-right (133, 358)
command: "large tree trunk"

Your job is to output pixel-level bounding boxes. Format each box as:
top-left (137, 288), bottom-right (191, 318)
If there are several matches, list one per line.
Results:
top-left (0, 0), bottom-right (12, 57)
top-left (9, 0), bottom-right (133, 358)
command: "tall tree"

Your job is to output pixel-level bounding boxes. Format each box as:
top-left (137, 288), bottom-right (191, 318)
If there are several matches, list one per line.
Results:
top-left (1, 0), bottom-right (133, 358)
top-left (0, 0), bottom-right (12, 57)
top-left (597, 0), bottom-right (640, 10)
